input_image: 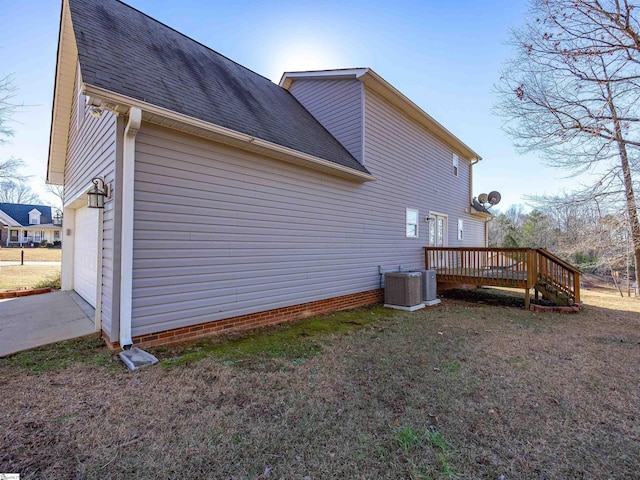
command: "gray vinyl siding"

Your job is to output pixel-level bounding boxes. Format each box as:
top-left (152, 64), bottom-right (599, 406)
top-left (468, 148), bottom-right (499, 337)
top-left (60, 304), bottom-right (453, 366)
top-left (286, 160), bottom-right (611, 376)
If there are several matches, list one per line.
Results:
top-left (288, 79), bottom-right (363, 163)
top-left (363, 86), bottom-right (485, 248)
top-left (64, 64), bottom-right (117, 339)
top-left (132, 124), bottom-right (410, 336)
top-left (130, 86), bottom-right (485, 337)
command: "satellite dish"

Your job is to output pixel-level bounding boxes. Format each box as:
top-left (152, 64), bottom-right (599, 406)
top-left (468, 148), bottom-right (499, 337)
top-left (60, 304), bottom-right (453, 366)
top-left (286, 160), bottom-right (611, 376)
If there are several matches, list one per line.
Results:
top-left (478, 193), bottom-right (489, 204)
top-left (488, 191), bottom-right (502, 205)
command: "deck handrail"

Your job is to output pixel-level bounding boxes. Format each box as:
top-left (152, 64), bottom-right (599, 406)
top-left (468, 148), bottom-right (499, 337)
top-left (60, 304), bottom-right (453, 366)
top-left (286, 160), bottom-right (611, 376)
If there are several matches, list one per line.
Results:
top-left (536, 248), bottom-right (581, 275)
top-left (424, 246), bottom-right (581, 306)
top-left (535, 248), bottom-right (581, 304)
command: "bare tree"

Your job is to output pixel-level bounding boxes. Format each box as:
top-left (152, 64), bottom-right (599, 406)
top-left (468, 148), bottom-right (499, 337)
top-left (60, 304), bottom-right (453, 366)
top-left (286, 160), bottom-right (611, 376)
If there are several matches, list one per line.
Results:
top-left (0, 180), bottom-right (41, 204)
top-left (45, 183), bottom-right (64, 210)
top-left (528, 190), bottom-right (636, 295)
top-left (0, 157), bottom-right (27, 182)
top-left (0, 74), bottom-right (17, 143)
top-left (488, 205), bottom-right (528, 247)
top-left (496, 0), bottom-right (640, 282)
top-left (0, 75), bottom-right (30, 190)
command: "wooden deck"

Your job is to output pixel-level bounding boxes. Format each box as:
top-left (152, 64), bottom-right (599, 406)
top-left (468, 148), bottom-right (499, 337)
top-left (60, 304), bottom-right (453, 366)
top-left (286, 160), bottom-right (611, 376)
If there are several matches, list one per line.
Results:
top-left (425, 247), bottom-right (581, 307)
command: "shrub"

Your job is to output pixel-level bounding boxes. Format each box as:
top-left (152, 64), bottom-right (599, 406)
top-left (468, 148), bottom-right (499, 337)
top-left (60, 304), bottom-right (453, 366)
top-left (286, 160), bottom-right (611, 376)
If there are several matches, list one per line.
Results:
top-left (34, 274), bottom-right (61, 290)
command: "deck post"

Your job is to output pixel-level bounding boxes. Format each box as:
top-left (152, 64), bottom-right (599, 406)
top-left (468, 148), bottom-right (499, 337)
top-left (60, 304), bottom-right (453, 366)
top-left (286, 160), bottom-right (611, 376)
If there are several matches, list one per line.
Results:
top-left (524, 288), bottom-right (530, 310)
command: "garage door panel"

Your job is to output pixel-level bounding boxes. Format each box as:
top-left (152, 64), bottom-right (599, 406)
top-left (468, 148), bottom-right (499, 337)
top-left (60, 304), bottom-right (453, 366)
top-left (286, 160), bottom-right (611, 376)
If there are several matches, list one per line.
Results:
top-left (74, 206), bottom-right (99, 307)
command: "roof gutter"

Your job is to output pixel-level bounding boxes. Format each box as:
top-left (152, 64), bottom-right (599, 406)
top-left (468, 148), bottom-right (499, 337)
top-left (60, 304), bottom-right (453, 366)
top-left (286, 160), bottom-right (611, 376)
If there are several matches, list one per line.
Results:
top-left (83, 85), bottom-right (376, 183)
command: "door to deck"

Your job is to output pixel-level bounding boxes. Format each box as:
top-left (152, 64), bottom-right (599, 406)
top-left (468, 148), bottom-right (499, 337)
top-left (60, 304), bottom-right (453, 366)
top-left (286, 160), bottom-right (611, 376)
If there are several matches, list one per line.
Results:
top-left (428, 214), bottom-right (448, 268)
top-left (428, 214), bottom-right (447, 247)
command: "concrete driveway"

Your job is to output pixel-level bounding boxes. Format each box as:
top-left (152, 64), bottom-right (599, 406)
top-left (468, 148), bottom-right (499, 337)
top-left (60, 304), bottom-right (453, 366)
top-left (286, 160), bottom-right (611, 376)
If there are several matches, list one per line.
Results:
top-left (0, 291), bottom-right (96, 357)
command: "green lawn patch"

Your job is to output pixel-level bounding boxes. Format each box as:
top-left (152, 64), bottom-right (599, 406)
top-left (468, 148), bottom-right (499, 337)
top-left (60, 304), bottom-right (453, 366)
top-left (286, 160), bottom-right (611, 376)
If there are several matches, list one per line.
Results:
top-left (0, 336), bottom-right (118, 372)
top-left (155, 306), bottom-right (396, 369)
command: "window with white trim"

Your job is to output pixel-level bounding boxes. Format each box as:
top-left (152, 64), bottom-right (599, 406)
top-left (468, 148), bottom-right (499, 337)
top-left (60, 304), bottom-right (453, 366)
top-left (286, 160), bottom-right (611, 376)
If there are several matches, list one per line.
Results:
top-left (406, 208), bottom-right (419, 238)
top-left (453, 154), bottom-right (459, 177)
top-left (458, 219), bottom-right (464, 241)
top-left (29, 210), bottom-right (41, 225)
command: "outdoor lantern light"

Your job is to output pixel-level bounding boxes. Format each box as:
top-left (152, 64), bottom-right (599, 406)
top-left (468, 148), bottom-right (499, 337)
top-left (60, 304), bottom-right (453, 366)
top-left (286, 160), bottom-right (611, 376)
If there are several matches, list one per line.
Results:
top-left (87, 177), bottom-right (109, 208)
top-left (53, 210), bottom-right (63, 225)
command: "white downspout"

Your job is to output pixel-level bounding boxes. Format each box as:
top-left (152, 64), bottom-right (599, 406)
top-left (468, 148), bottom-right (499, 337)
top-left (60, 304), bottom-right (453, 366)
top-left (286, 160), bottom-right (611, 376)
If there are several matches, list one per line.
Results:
top-left (469, 157), bottom-right (479, 205)
top-left (119, 107), bottom-right (142, 349)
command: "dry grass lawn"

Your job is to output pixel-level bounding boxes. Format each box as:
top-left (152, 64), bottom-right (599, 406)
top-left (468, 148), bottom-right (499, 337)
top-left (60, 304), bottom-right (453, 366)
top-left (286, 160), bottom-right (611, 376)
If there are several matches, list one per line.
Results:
top-left (1, 288), bottom-right (638, 479)
top-left (0, 265), bottom-right (61, 290)
top-left (0, 248), bottom-right (61, 262)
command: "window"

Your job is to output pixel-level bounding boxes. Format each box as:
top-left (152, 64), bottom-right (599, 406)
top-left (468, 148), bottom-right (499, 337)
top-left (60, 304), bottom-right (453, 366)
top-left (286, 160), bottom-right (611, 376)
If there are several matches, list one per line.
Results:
top-left (54, 231), bottom-right (60, 241)
top-left (28, 209), bottom-right (41, 225)
top-left (10, 230), bottom-right (18, 242)
top-left (452, 154), bottom-right (459, 177)
top-left (406, 208), bottom-right (419, 238)
top-left (458, 219), bottom-right (464, 241)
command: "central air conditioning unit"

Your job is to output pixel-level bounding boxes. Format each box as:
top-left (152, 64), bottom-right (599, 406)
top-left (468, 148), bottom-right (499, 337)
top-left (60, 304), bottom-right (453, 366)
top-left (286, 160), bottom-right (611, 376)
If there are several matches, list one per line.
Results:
top-left (384, 271), bottom-right (425, 311)
top-left (411, 269), bottom-right (441, 306)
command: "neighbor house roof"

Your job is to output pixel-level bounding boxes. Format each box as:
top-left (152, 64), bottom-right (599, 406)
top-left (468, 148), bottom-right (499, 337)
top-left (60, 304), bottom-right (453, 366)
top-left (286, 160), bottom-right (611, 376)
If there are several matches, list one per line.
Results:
top-left (0, 203), bottom-right (54, 227)
top-left (280, 69), bottom-right (482, 162)
top-left (0, 209), bottom-right (21, 227)
top-left (48, 0), bottom-right (372, 183)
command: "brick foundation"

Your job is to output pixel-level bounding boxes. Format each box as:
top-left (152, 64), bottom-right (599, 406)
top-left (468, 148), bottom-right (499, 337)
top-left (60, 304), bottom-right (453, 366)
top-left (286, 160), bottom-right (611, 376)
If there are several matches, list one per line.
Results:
top-left (0, 287), bottom-right (52, 299)
top-left (103, 289), bottom-right (384, 352)
top-left (530, 303), bottom-right (582, 314)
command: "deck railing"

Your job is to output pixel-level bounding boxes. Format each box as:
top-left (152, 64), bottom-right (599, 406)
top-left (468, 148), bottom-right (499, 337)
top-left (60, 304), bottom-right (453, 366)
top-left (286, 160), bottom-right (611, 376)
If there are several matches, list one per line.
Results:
top-left (535, 248), bottom-right (581, 304)
top-left (424, 247), bottom-right (581, 305)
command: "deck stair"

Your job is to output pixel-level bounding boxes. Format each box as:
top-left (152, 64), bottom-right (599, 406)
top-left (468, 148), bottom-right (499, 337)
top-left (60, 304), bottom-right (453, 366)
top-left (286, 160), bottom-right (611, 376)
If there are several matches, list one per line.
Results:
top-left (535, 278), bottom-right (571, 306)
top-left (424, 247), bottom-right (581, 308)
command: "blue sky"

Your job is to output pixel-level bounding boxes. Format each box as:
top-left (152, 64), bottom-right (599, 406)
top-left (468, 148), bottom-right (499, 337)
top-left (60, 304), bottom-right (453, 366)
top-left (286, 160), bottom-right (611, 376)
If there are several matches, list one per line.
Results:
top-left (0, 0), bottom-right (582, 209)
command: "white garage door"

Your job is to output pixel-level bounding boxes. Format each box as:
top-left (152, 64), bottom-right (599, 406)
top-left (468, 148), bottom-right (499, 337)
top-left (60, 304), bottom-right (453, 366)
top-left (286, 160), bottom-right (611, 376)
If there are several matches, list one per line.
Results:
top-left (74, 206), bottom-right (99, 307)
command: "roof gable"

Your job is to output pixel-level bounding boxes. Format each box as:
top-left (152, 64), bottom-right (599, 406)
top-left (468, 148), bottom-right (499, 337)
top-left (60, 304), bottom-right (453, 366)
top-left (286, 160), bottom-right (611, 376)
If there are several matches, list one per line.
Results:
top-left (280, 69), bottom-right (482, 162)
top-left (63, 0), bottom-right (369, 177)
top-left (0, 210), bottom-right (21, 227)
top-left (0, 204), bottom-right (53, 227)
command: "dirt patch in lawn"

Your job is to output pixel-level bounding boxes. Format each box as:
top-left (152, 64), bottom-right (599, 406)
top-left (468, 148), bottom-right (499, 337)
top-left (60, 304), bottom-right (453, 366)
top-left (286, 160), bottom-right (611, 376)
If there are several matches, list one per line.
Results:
top-left (1, 289), bottom-right (638, 479)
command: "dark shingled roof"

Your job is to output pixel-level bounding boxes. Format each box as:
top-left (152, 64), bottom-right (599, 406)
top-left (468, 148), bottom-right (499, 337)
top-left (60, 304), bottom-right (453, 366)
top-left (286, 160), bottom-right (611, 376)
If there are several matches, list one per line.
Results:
top-left (68, 0), bottom-right (370, 175)
top-left (0, 203), bottom-right (53, 227)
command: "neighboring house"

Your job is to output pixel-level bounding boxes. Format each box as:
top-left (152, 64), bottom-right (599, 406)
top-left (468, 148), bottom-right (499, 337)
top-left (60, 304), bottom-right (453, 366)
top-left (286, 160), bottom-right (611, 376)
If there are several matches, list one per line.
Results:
top-left (0, 203), bottom-right (62, 247)
top-left (48, 0), bottom-right (493, 350)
